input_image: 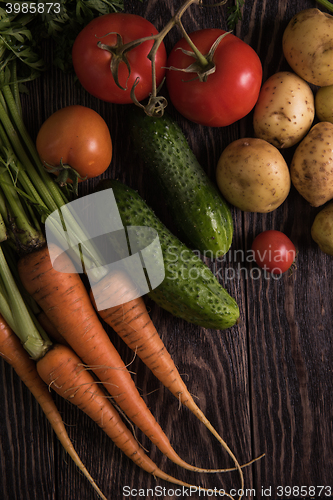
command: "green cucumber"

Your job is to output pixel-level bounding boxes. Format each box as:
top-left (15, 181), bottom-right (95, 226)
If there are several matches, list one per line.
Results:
top-left (128, 108), bottom-right (233, 258)
top-left (96, 179), bottom-right (239, 331)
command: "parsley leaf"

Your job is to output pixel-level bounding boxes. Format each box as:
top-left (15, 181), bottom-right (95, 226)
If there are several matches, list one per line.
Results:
top-left (0, 0), bottom-right (125, 79)
top-left (227, 0), bottom-right (244, 30)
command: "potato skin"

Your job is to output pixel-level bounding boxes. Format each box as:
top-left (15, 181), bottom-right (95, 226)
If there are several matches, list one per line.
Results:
top-left (282, 9), bottom-right (333, 87)
top-left (315, 85), bottom-right (333, 123)
top-left (253, 71), bottom-right (314, 148)
top-left (216, 138), bottom-right (291, 213)
top-left (311, 201), bottom-right (333, 255)
top-left (290, 122), bottom-right (333, 207)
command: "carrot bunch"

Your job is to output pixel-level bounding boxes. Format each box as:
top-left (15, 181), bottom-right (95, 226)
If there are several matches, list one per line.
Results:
top-left (0, 239), bottom-right (240, 499)
top-left (0, 313), bottom-right (107, 500)
top-left (18, 245), bottom-right (241, 465)
top-left (0, 293), bottom-right (223, 499)
top-left (16, 243), bottom-right (253, 499)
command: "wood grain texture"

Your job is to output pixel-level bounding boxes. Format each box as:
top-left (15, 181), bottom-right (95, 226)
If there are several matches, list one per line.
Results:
top-left (1, 0), bottom-right (333, 499)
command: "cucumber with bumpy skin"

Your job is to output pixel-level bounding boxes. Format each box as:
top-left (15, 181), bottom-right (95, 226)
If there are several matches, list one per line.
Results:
top-left (97, 179), bottom-right (239, 331)
top-left (128, 108), bottom-right (233, 258)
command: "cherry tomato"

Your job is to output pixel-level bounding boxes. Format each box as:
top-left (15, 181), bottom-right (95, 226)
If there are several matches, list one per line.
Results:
top-left (36, 105), bottom-right (112, 180)
top-left (72, 13), bottom-right (167, 104)
top-left (251, 230), bottom-right (296, 274)
top-left (166, 29), bottom-right (262, 127)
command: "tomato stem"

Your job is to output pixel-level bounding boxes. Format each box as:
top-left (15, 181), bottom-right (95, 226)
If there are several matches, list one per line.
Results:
top-left (175, 22), bottom-right (209, 68)
top-left (146, 0), bottom-right (210, 109)
top-left (96, 0), bottom-right (205, 115)
top-left (43, 159), bottom-right (87, 196)
top-left (97, 0), bottom-right (238, 115)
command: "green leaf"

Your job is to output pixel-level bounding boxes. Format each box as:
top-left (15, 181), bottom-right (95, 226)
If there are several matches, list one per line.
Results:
top-left (227, 0), bottom-right (244, 30)
top-left (0, 0), bottom-right (124, 79)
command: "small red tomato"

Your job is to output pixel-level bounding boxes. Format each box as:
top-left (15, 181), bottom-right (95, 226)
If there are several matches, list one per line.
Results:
top-left (36, 105), bottom-right (112, 181)
top-left (251, 230), bottom-right (296, 274)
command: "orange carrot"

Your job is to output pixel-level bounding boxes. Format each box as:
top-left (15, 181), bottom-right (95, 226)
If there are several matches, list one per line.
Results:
top-left (36, 342), bottom-right (234, 494)
top-left (17, 243), bottom-right (229, 475)
top-left (0, 313), bottom-right (107, 500)
top-left (90, 269), bottom-right (245, 482)
top-left (36, 310), bottom-right (69, 346)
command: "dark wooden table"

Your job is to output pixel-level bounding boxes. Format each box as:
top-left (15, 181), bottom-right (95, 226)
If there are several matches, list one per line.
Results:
top-left (1, 1), bottom-right (332, 499)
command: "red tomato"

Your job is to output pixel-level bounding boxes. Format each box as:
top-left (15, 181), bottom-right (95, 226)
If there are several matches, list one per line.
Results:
top-left (72, 13), bottom-right (167, 104)
top-left (166, 29), bottom-right (262, 127)
top-left (251, 230), bottom-right (296, 274)
top-left (36, 105), bottom-right (112, 180)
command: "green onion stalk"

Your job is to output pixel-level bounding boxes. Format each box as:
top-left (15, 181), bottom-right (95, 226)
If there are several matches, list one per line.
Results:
top-left (317, 0), bottom-right (333, 12)
top-left (0, 64), bottom-right (108, 356)
top-left (0, 240), bottom-right (52, 359)
top-left (0, 66), bottom-right (108, 280)
top-left (0, 0), bottom-right (125, 356)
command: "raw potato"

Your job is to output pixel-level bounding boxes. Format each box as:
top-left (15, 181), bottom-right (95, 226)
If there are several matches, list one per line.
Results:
top-left (315, 85), bottom-right (333, 123)
top-left (216, 138), bottom-right (291, 213)
top-left (311, 201), bottom-right (333, 255)
top-left (253, 71), bottom-right (314, 148)
top-left (290, 122), bottom-right (333, 207)
top-left (282, 9), bottom-right (333, 87)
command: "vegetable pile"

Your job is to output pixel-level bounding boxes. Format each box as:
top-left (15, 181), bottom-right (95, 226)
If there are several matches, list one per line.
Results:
top-left (1, 0), bottom-right (333, 498)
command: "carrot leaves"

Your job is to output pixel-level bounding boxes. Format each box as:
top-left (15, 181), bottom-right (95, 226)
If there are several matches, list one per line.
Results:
top-left (0, 0), bottom-right (124, 76)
